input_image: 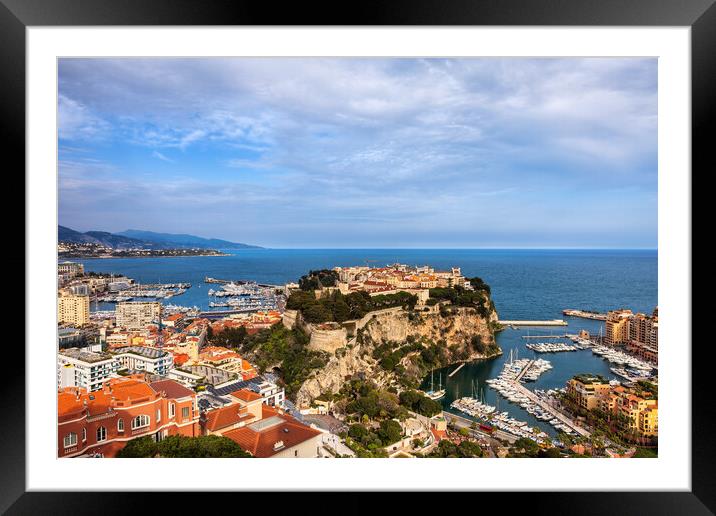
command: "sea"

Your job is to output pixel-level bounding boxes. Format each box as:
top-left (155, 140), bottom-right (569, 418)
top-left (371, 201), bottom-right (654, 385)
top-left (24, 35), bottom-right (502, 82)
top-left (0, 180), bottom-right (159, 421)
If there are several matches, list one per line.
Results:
top-left (72, 248), bottom-right (657, 436)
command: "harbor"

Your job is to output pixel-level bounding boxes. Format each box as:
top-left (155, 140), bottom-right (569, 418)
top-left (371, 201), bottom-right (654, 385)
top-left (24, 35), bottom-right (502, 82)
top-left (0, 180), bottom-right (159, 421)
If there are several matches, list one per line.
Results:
top-left (449, 352), bottom-right (592, 440)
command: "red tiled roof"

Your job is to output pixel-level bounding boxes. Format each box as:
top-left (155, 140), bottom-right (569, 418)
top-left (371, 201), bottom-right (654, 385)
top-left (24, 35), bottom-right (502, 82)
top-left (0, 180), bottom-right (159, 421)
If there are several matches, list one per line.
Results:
top-left (222, 408), bottom-right (322, 457)
top-left (150, 379), bottom-right (196, 399)
top-left (204, 404), bottom-right (255, 432)
top-left (230, 389), bottom-right (262, 402)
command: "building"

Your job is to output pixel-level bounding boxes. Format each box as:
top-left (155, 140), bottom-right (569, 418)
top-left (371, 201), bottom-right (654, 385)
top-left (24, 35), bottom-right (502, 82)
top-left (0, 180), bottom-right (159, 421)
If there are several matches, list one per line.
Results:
top-left (197, 346), bottom-right (258, 380)
top-left (112, 346), bottom-right (174, 376)
top-left (181, 365), bottom-right (239, 389)
top-left (202, 389), bottom-right (264, 435)
top-left (68, 283), bottom-right (90, 296)
top-left (605, 308), bottom-right (658, 349)
top-left (58, 293), bottom-right (90, 326)
top-left (221, 403), bottom-right (323, 458)
top-left (58, 376), bottom-right (199, 458)
top-left (604, 309), bottom-right (633, 345)
top-left (58, 261), bottom-right (84, 277)
top-left (566, 374), bottom-right (611, 411)
top-left (116, 301), bottom-right (162, 330)
top-left (608, 385), bottom-right (658, 438)
top-left (57, 348), bottom-right (119, 392)
top-left (162, 313), bottom-right (186, 330)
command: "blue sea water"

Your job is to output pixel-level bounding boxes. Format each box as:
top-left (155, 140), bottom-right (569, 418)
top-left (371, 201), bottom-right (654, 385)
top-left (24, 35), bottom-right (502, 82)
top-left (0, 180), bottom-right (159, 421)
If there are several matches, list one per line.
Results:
top-left (73, 248), bottom-right (657, 436)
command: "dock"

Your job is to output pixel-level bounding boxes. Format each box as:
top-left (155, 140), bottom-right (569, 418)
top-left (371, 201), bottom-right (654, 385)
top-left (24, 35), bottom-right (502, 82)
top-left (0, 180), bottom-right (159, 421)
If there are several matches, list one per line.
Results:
top-left (521, 334), bottom-right (569, 339)
top-left (509, 361), bottom-right (591, 438)
top-left (448, 363), bottom-right (465, 378)
top-left (562, 309), bottom-right (607, 321)
top-left (497, 319), bottom-right (568, 327)
top-left (510, 381), bottom-right (590, 438)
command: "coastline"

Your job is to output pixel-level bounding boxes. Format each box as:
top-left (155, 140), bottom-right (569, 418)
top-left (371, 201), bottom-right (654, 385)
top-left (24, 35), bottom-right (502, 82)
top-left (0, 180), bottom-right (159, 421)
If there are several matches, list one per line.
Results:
top-left (60, 252), bottom-right (231, 259)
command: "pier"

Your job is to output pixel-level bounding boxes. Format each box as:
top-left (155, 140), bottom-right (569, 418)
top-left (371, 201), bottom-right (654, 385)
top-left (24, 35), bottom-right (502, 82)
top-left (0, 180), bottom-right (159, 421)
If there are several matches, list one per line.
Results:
top-left (510, 381), bottom-right (590, 438)
top-left (521, 334), bottom-right (569, 339)
top-left (497, 319), bottom-right (568, 327)
top-left (509, 361), bottom-right (591, 438)
top-left (448, 363), bottom-right (465, 378)
top-left (562, 309), bottom-right (607, 321)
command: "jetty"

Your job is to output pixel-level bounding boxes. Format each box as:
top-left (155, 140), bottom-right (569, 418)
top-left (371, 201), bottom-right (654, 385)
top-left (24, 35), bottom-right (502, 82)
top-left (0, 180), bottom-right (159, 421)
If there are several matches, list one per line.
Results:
top-left (562, 309), bottom-right (607, 321)
top-left (497, 319), bottom-right (568, 327)
top-left (448, 363), bottom-right (465, 378)
top-left (521, 334), bottom-right (569, 339)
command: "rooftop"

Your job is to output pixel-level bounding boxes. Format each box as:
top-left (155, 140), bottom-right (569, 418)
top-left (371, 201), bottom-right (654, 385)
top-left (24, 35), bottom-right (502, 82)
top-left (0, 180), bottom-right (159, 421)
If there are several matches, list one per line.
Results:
top-left (113, 346), bottom-right (170, 359)
top-left (222, 406), bottom-right (321, 458)
top-left (150, 379), bottom-right (196, 399)
top-left (59, 348), bottom-right (113, 364)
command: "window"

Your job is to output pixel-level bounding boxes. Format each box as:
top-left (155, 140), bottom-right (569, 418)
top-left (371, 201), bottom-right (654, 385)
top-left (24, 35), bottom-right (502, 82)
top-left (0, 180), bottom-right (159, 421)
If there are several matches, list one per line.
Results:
top-left (63, 432), bottom-right (78, 448)
top-left (82, 428), bottom-right (86, 442)
top-left (181, 407), bottom-right (190, 419)
top-left (117, 419), bottom-right (124, 432)
top-left (97, 426), bottom-right (107, 442)
top-left (156, 408), bottom-right (161, 423)
top-left (169, 403), bottom-right (175, 418)
top-left (131, 414), bottom-right (150, 430)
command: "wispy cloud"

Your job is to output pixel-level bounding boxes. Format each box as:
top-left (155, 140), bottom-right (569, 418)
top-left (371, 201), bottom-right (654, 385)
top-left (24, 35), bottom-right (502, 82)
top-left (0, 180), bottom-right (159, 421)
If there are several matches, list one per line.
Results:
top-left (151, 151), bottom-right (175, 163)
top-left (58, 57), bottom-right (657, 248)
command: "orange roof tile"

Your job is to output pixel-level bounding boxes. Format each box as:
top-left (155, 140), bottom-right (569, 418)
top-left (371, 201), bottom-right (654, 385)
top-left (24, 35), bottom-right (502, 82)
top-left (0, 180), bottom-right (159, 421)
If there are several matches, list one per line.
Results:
top-left (230, 389), bottom-right (262, 402)
top-left (204, 404), bottom-right (255, 432)
top-left (222, 409), bottom-right (322, 457)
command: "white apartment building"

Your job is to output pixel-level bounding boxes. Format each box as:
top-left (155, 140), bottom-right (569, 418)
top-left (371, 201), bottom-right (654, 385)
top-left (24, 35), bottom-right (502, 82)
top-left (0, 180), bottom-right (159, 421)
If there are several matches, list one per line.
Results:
top-left (115, 301), bottom-right (162, 330)
top-left (57, 348), bottom-right (119, 392)
top-left (112, 346), bottom-right (174, 376)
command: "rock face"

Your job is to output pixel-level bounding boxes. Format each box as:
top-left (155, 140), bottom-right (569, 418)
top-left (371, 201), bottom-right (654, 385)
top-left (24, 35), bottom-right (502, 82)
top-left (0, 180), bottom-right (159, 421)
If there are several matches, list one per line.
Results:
top-left (295, 305), bottom-right (499, 408)
top-left (362, 307), bottom-right (497, 354)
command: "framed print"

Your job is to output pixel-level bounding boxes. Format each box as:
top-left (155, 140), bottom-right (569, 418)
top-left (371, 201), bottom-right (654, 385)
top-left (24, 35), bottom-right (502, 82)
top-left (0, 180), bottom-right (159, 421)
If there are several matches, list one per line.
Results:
top-left (4, 0), bottom-right (711, 513)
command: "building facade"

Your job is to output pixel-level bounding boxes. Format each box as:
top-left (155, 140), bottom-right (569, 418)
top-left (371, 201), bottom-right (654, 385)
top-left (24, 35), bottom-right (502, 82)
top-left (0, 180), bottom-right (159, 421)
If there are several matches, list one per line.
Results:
top-left (112, 346), bottom-right (174, 376)
top-left (57, 348), bottom-right (119, 392)
top-left (58, 293), bottom-right (90, 326)
top-left (58, 376), bottom-right (200, 458)
top-left (116, 301), bottom-right (162, 330)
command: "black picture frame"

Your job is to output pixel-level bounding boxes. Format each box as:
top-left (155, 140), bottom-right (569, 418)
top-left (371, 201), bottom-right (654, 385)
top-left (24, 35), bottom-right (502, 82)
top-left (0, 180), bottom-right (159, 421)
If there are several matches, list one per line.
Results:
top-left (4, 0), bottom-right (709, 513)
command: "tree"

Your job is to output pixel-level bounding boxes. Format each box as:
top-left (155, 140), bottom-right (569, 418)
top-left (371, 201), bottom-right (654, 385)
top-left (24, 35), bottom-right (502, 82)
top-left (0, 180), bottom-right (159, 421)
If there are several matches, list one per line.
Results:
top-left (117, 436), bottom-right (158, 458)
top-left (117, 435), bottom-right (252, 458)
top-left (457, 440), bottom-right (483, 457)
top-left (378, 419), bottom-right (403, 445)
top-left (348, 423), bottom-right (369, 442)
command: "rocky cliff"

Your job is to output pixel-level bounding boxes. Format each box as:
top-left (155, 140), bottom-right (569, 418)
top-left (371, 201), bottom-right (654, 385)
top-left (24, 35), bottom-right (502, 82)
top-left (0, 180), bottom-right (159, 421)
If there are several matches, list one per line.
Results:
top-left (295, 305), bottom-right (499, 407)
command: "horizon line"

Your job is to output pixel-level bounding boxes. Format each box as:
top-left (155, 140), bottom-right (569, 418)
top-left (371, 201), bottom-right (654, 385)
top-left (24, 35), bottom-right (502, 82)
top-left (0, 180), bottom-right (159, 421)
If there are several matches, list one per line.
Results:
top-left (228, 246), bottom-right (658, 251)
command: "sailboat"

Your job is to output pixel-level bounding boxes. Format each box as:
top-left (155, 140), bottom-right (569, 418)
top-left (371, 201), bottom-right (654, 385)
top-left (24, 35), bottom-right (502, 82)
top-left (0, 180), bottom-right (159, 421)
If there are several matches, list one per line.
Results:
top-left (426, 369), bottom-right (446, 400)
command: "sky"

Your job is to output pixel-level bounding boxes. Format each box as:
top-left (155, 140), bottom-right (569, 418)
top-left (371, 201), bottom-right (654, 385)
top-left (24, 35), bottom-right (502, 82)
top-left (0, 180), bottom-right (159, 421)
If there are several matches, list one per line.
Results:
top-left (58, 58), bottom-right (657, 249)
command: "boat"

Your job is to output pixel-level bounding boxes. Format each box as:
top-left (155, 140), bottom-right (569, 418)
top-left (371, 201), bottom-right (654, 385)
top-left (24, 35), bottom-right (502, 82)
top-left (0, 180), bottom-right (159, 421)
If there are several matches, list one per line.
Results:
top-left (425, 370), bottom-right (446, 400)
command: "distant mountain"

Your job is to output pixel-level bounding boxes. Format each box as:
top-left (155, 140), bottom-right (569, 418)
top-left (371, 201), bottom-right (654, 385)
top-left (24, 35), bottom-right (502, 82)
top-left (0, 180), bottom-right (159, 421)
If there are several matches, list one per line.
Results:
top-left (118, 229), bottom-right (262, 249)
top-left (59, 226), bottom-right (155, 249)
top-left (58, 225), bottom-right (261, 250)
top-left (58, 225), bottom-right (99, 244)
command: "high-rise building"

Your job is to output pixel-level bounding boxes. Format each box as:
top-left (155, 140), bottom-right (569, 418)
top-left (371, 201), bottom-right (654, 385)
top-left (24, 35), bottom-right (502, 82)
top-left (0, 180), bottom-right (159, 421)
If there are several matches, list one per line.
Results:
top-left (58, 293), bottom-right (90, 326)
top-left (116, 301), bottom-right (162, 330)
top-left (604, 309), bottom-right (633, 345)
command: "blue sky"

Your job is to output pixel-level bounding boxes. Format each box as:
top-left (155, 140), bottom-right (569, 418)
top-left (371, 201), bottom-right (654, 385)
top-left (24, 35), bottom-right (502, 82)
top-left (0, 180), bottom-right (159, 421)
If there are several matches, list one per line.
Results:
top-left (58, 58), bottom-right (657, 248)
